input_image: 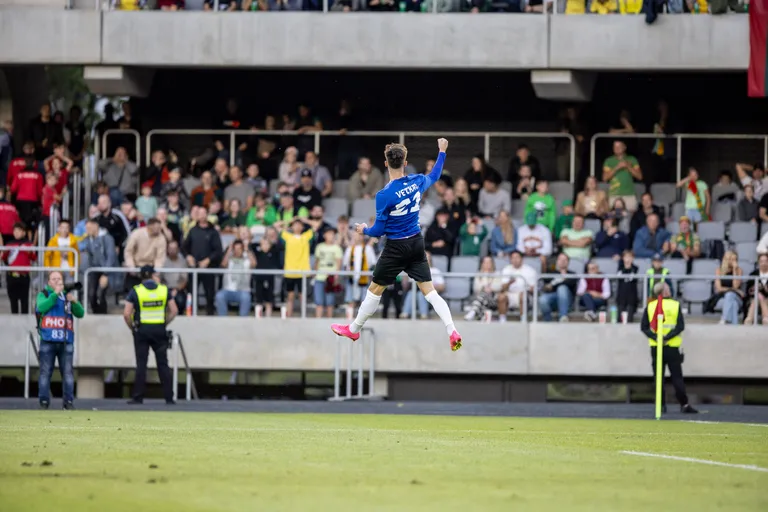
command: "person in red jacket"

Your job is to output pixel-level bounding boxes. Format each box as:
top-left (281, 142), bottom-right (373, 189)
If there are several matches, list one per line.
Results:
top-left (10, 158), bottom-right (44, 229)
top-left (7, 141), bottom-right (37, 190)
top-left (1, 222), bottom-right (37, 314)
top-left (0, 189), bottom-right (21, 242)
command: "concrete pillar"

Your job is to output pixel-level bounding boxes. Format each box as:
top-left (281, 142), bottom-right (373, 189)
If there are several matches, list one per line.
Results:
top-left (373, 374), bottom-right (388, 398)
top-left (77, 369), bottom-right (105, 399)
top-left (530, 70), bottom-right (596, 102)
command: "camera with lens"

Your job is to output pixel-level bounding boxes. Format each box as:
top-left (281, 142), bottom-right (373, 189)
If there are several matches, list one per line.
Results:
top-left (63, 282), bottom-right (83, 294)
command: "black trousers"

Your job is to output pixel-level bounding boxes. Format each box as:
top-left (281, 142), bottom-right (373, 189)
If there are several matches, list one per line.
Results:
top-left (197, 274), bottom-right (216, 316)
top-left (651, 346), bottom-right (689, 407)
top-left (7, 274), bottom-right (30, 314)
top-left (132, 328), bottom-right (174, 402)
top-left (88, 272), bottom-right (108, 314)
top-left (380, 281), bottom-right (403, 319)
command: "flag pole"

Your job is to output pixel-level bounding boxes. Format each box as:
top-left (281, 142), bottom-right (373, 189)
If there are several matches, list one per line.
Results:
top-left (654, 314), bottom-right (664, 420)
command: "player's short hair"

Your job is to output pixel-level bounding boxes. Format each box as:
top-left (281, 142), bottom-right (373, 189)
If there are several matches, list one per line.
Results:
top-left (384, 143), bottom-right (407, 170)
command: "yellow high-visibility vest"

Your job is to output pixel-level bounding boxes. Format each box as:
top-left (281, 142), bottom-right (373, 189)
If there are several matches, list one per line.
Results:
top-left (646, 298), bottom-right (682, 347)
top-left (134, 283), bottom-right (168, 325)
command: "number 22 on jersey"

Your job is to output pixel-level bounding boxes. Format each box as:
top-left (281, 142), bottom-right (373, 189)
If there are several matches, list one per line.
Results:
top-left (390, 191), bottom-right (421, 217)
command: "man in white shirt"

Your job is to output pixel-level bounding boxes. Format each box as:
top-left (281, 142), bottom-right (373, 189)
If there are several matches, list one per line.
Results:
top-left (497, 251), bottom-right (538, 322)
top-left (516, 212), bottom-right (553, 271)
top-left (736, 163), bottom-right (768, 200)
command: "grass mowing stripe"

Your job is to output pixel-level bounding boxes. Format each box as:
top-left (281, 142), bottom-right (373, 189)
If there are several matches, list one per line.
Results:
top-left (620, 450), bottom-right (768, 473)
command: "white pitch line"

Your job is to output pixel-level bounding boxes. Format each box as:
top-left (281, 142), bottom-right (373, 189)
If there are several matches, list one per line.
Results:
top-left (681, 420), bottom-right (768, 428)
top-left (620, 451), bottom-right (768, 473)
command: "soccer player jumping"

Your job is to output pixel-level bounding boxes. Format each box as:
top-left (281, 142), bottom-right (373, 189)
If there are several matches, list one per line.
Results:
top-left (331, 138), bottom-right (462, 351)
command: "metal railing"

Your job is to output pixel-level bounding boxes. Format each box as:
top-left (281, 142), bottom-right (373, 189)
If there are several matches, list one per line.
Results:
top-left (99, 128), bottom-right (142, 166)
top-left (23, 331), bottom-right (40, 400)
top-left (589, 132), bottom-right (768, 183)
top-left (145, 129), bottom-right (577, 183)
top-left (0, 247), bottom-right (80, 279)
top-left (171, 332), bottom-right (198, 401)
top-left (330, 327), bottom-right (377, 401)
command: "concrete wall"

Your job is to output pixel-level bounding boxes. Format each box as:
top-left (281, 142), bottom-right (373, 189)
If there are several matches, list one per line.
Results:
top-left (0, 9), bottom-right (749, 71)
top-left (3, 315), bottom-right (766, 378)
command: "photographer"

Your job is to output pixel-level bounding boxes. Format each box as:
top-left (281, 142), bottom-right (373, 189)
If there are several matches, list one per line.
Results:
top-left (36, 271), bottom-right (84, 410)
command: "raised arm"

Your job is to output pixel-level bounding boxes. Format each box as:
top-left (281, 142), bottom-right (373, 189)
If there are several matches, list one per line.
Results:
top-left (424, 138), bottom-right (449, 189)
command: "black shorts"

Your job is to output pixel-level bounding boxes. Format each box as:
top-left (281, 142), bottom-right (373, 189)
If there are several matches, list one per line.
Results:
top-left (284, 277), bottom-right (303, 294)
top-left (372, 234), bottom-right (432, 286)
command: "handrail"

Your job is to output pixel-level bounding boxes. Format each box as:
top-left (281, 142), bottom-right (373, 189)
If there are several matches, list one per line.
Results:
top-left (145, 128), bottom-right (576, 182)
top-left (0, 247), bottom-right (80, 281)
top-left (101, 129), bottom-right (141, 165)
top-left (24, 331), bottom-right (40, 399)
top-left (172, 333), bottom-right (198, 401)
top-left (589, 132), bottom-right (768, 184)
top-left (331, 327), bottom-right (377, 401)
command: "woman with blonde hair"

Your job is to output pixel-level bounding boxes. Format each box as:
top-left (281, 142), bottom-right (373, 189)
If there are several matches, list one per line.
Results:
top-left (490, 210), bottom-right (516, 257)
top-left (575, 176), bottom-right (609, 219)
top-left (278, 147), bottom-right (300, 191)
top-left (465, 256), bottom-right (505, 321)
top-left (453, 178), bottom-right (474, 215)
top-left (707, 250), bottom-right (743, 324)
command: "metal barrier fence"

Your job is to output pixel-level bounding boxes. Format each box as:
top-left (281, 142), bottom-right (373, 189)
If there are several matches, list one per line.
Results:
top-left (331, 327), bottom-right (378, 402)
top-left (589, 132), bottom-right (768, 183)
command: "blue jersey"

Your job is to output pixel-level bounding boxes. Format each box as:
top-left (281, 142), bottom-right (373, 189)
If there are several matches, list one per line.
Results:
top-left (363, 152), bottom-right (446, 240)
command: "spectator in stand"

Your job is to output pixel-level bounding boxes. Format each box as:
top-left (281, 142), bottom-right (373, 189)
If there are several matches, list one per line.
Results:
top-left (464, 156), bottom-right (500, 206)
top-left (575, 176), bottom-right (609, 220)
top-left (633, 213), bottom-right (670, 259)
top-left (44, 143), bottom-right (73, 179)
top-left (646, 253), bottom-right (674, 298)
top-left (490, 210), bottom-right (516, 258)
top-left (11, 156), bottom-right (44, 230)
top-left (112, 0), bottom-right (147, 9)
top-left (163, 239), bottom-right (188, 312)
top-left (208, 198), bottom-right (224, 227)
top-left (669, 216), bottom-right (701, 264)
top-left (124, 217), bottom-right (167, 292)
top-left (464, 256), bottom-right (503, 321)
top-left (553, 200), bottom-right (574, 240)
top-left (630, 193), bottom-right (665, 243)
top-left (399, 252), bottom-right (444, 320)
top-left (617, 250), bottom-right (639, 322)
top-left (96, 194), bottom-right (131, 254)
top-left (282, 218), bottom-right (315, 317)
top-left (95, 104), bottom-right (117, 155)
top-left (760, 228), bottom-right (768, 255)
top-left (525, 180), bottom-right (557, 233)
top-left (602, 141), bottom-right (642, 213)
top-left (306, 204), bottom-right (332, 237)
top-left (441, 188), bottom-right (467, 237)
top-left (497, 251), bottom-right (538, 322)
top-left (737, 184), bottom-right (760, 223)
top-left (28, 103), bottom-right (63, 161)
top-left (157, 0), bottom-right (184, 8)
top-left (245, 164), bottom-right (268, 197)
top-left (293, 168), bottom-right (323, 211)
top-left (595, 217), bottom-right (628, 260)
top-left (278, 147), bottom-right (300, 191)
top-left (224, 165), bottom-right (254, 211)
top-left (367, 0), bottom-right (396, 9)
top-left (348, 157), bottom-right (384, 201)
top-left (215, 240), bottom-right (256, 317)
top-left (160, 167), bottom-right (190, 208)
top-left (135, 185), bottom-right (158, 222)
top-left (607, 197), bottom-right (630, 223)
top-left (154, 207), bottom-right (175, 243)
top-left (246, 193), bottom-right (277, 232)
top-left (538, 253), bottom-right (578, 322)
top-left (183, 206), bottom-right (223, 316)
top-left (560, 214), bottom-right (594, 262)
top-left (7, 141), bottom-right (38, 192)
top-left (677, 167), bottom-right (710, 223)
top-left (609, 109), bottom-right (636, 136)
top-left (590, 0), bottom-right (618, 13)
top-left (508, 144), bottom-right (541, 188)
top-left (274, 193), bottom-right (309, 230)
top-left (302, 151), bottom-right (333, 199)
top-left (294, 105), bottom-right (323, 158)
top-left (343, 231), bottom-right (377, 313)
top-left (711, 170), bottom-right (740, 205)
top-left (458, 216), bottom-right (488, 257)
top-left (44, 219), bottom-right (79, 280)
top-left (0, 189), bottom-right (21, 242)
top-left (735, 162), bottom-right (767, 200)
top-left (453, 178), bottom-right (475, 216)
top-left (335, 215), bottom-right (352, 250)
top-left (1, 223), bottom-right (36, 314)
top-left (120, 199), bottom-right (144, 232)
top-left (556, 107), bottom-right (586, 182)
top-left (74, 204), bottom-right (99, 237)
top-left (162, 190), bottom-right (186, 242)
top-left (425, 209), bottom-right (455, 258)
top-left (478, 173), bottom-right (511, 218)
top-left (99, 147), bottom-right (139, 206)
top-left (253, 236), bottom-right (280, 317)
top-left (516, 212), bottom-right (553, 264)
top-left (577, 260), bottom-right (611, 322)
top-left (760, 186), bottom-right (768, 225)
top-left (707, 250), bottom-right (744, 325)
top-left (380, 273), bottom-right (403, 319)
top-left (41, 173), bottom-right (62, 229)
top-left (512, 165), bottom-right (535, 203)
top-left (190, 171), bottom-right (222, 208)
top-left (78, 218), bottom-right (117, 314)
top-left (212, 158), bottom-right (231, 191)
top-left (745, 253), bottom-right (768, 324)
top-left (221, 198), bottom-right (247, 234)
top-left (313, 228), bottom-right (343, 318)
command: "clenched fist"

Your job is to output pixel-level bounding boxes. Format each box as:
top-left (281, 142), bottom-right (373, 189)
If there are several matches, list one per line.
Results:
top-left (438, 138), bottom-right (449, 153)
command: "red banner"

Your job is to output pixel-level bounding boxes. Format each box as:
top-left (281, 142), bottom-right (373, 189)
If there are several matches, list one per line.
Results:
top-left (748, 0), bottom-right (768, 97)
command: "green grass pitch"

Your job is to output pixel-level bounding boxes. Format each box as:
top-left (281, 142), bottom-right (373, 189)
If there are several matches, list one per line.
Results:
top-left (0, 411), bottom-right (766, 511)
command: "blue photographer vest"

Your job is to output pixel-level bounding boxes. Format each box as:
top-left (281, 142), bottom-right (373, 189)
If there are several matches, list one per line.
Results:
top-left (37, 291), bottom-right (75, 344)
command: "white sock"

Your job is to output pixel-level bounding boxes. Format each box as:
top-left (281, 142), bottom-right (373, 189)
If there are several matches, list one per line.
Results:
top-left (350, 291), bottom-right (382, 333)
top-left (424, 290), bottom-right (456, 336)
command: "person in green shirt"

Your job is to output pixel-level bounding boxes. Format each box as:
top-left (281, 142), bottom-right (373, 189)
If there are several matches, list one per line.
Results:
top-left (602, 140), bottom-right (643, 213)
top-left (524, 180), bottom-right (557, 232)
top-left (559, 214), bottom-right (594, 262)
top-left (458, 218), bottom-right (488, 256)
top-left (221, 198), bottom-right (248, 233)
top-left (246, 193), bottom-right (278, 228)
top-left (677, 167), bottom-right (710, 223)
top-left (553, 199), bottom-right (574, 239)
top-left (274, 193), bottom-right (310, 231)
top-left (313, 228), bottom-right (344, 318)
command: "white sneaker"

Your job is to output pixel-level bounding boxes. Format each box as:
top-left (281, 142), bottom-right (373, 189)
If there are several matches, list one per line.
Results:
top-left (559, 316), bottom-right (569, 322)
top-left (464, 310), bottom-right (477, 321)
top-left (584, 311), bottom-right (596, 322)
top-left (718, 319), bottom-right (726, 325)
top-left (499, 316), bottom-right (507, 323)
top-left (419, 314), bottom-right (429, 320)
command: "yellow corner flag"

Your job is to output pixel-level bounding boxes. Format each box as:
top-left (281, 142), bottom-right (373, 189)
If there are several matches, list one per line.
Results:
top-left (655, 314), bottom-right (664, 420)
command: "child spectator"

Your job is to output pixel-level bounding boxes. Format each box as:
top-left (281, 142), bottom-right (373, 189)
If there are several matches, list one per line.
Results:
top-left (208, 198), bottom-right (224, 227)
top-left (490, 210), bottom-right (516, 257)
top-left (553, 200), bottom-right (574, 240)
top-left (135, 185), bottom-right (158, 221)
top-left (737, 184), bottom-right (759, 223)
top-left (313, 228), bottom-right (343, 318)
top-left (646, 253), bottom-right (674, 297)
top-left (252, 236), bottom-right (281, 318)
top-left (161, 167), bottom-right (190, 208)
top-left (458, 216), bottom-right (488, 257)
top-left (161, 190), bottom-right (186, 242)
top-left (47, 151), bottom-right (70, 196)
top-left (41, 173), bottom-right (61, 227)
top-left (246, 193), bottom-right (277, 233)
top-left (577, 260), bottom-right (610, 322)
top-left (281, 218), bottom-right (314, 318)
top-left (44, 219), bottom-right (79, 280)
top-left (524, 179), bottom-right (556, 233)
top-left (335, 215), bottom-right (352, 250)
top-left (616, 250), bottom-right (639, 322)
top-left (608, 197), bottom-right (629, 222)
top-left (245, 163), bottom-right (268, 197)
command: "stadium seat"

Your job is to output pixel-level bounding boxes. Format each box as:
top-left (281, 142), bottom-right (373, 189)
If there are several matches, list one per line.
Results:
top-left (618, 216), bottom-right (631, 234)
top-left (634, 183), bottom-right (646, 198)
top-left (740, 259), bottom-right (757, 273)
top-left (220, 233), bottom-right (236, 249)
top-left (681, 280), bottom-right (713, 310)
top-left (691, 259), bottom-right (720, 276)
top-left (735, 242), bottom-right (758, 262)
top-left (332, 180), bottom-right (349, 199)
top-left (494, 256), bottom-right (509, 271)
top-left (729, 222), bottom-right (758, 243)
top-left (667, 222), bottom-right (680, 236)
top-left (482, 218), bottom-right (495, 234)
top-left (697, 221), bottom-right (726, 242)
top-left (444, 256), bottom-right (477, 306)
top-left (634, 258), bottom-right (651, 276)
top-left (592, 257), bottom-right (619, 274)
top-left (597, 182), bottom-right (610, 194)
top-left (351, 199), bottom-right (376, 219)
top-left (584, 218), bottom-right (602, 234)
top-left (649, 183), bottom-right (677, 207)
top-left (711, 202), bottom-right (733, 223)
top-left (324, 198), bottom-right (349, 219)
top-left (762, 224), bottom-right (768, 238)
top-left (662, 259), bottom-right (687, 278)
top-left (269, 180), bottom-right (280, 197)
top-left (451, 255), bottom-right (480, 273)
top-left (549, 181), bottom-right (574, 203)
top-left (523, 257), bottom-right (541, 272)
top-left (500, 181), bottom-right (513, 194)
top-left (511, 201), bottom-right (526, 218)
top-left (670, 202), bottom-right (685, 221)
top-left (568, 258), bottom-right (586, 273)
top-left (431, 254), bottom-right (449, 273)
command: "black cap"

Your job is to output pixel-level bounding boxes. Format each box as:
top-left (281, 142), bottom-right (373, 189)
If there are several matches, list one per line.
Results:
top-left (140, 265), bottom-right (155, 278)
top-left (436, 208), bottom-right (450, 216)
top-left (652, 253), bottom-right (663, 261)
top-left (300, 168), bottom-right (313, 178)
